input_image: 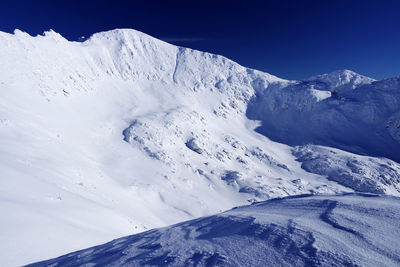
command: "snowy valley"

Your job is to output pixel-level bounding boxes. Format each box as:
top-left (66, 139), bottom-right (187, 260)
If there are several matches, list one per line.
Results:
top-left (0, 29), bottom-right (399, 266)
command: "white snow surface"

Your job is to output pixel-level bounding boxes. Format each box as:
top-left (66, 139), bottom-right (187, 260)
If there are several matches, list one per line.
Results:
top-left (28, 193), bottom-right (400, 267)
top-left (0, 28), bottom-right (399, 266)
top-left (307, 69), bottom-right (375, 91)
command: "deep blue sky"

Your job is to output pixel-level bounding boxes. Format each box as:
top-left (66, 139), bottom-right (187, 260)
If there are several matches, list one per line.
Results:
top-left (1, 0), bottom-right (399, 80)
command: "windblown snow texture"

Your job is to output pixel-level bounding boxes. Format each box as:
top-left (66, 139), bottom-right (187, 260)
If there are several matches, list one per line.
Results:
top-left (0, 28), bottom-right (399, 266)
top-left (28, 194), bottom-right (400, 267)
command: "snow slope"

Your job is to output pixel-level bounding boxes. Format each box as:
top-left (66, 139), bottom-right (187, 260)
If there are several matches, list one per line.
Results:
top-left (28, 193), bottom-right (400, 267)
top-left (0, 28), bottom-right (399, 266)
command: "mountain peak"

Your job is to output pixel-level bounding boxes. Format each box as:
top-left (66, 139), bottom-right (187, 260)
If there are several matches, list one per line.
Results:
top-left (306, 69), bottom-right (375, 90)
top-left (85, 28), bottom-right (172, 47)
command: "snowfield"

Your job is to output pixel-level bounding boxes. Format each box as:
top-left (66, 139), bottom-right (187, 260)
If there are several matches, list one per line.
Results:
top-left (28, 193), bottom-right (400, 267)
top-left (0, 28), bottom-right (399, 266)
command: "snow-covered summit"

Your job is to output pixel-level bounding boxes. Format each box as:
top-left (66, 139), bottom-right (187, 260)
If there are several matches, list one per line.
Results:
top-left (0, 28), bottom-right (399, 266)
top-left (306, 69), bottom-right (376, 91)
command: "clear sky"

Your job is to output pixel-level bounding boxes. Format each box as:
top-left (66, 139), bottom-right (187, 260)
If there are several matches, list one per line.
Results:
top-left (1, 0), bottom-right (399, 80)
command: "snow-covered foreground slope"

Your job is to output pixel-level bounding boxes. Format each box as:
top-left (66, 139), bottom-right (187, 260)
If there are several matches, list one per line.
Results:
top-left (0, 28), bottom-right (399, 266)
top-left (28, 193), bottom-right (400, 267)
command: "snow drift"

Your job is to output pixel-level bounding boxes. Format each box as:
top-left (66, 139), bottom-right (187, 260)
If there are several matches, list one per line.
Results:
top-left (28, 193), bottom-right (400, 267)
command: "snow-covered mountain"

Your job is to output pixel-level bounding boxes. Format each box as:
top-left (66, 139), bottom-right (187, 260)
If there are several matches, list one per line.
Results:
top-left (0, 28), bottom-right (399, 266)
top-left (307, 69), bottom-right (375, 91)
top-left (247, 71), bottom-right (400, 162)
top-left (29, 193), bottom-right (400, 267)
